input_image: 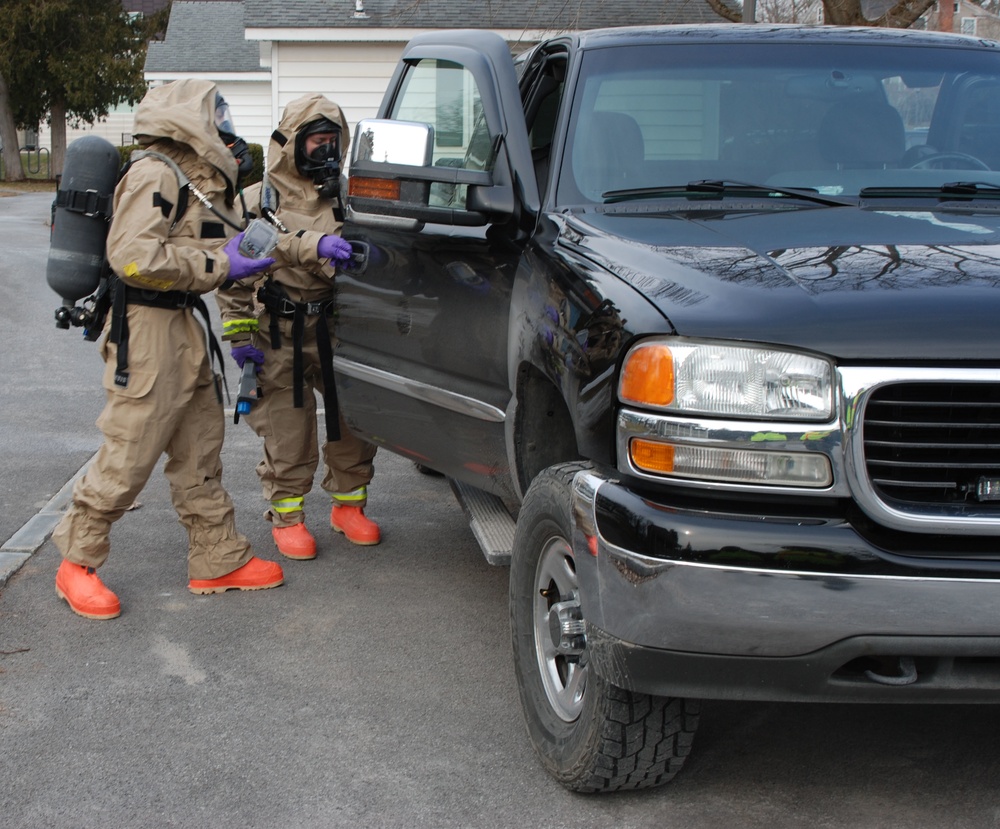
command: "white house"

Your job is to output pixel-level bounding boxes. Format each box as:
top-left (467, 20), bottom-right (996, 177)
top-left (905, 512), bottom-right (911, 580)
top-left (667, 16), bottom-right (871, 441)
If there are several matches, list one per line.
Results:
top-left (243, 0), bottom-right (729, 144)
top-left (37, 0), bottom-right (730, 158)
top-left (151, 0), bottom-right (728, 156)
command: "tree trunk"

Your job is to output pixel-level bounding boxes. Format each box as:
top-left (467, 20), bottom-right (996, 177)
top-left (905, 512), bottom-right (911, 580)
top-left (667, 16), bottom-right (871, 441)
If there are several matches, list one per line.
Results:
top-left (823, 0), bottom-right (937, 25)
top-left (703, 0), bottom-right (742, 21)
top-left (704, 0), bottom-right (937, 26)
top-left (0, 70), bottom-right (25, 182)
top-left (823, 0), bottom-right (870, 23)
top-left (50, 97), bottom-right (67, 180)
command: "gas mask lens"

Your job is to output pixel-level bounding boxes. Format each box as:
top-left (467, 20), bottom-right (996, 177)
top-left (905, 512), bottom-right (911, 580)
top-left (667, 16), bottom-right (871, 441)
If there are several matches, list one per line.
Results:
top-left (306, 136), bottom-right (339, 165)
top-left (214, 94), bottom-right (236, 136)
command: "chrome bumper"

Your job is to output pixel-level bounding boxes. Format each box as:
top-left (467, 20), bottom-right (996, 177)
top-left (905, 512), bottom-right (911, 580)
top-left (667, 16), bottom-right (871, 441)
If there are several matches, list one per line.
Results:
top-left (571, 468), bottom-right (1000, 663)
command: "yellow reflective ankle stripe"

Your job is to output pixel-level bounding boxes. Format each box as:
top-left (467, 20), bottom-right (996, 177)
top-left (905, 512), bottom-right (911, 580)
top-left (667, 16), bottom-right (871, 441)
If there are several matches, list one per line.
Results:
top-left (223, 318), bottom-right (259, 338)
top-left (272, 497), bottom-right (304, 514)
top-left (331, 486), bottom-right (367, 504)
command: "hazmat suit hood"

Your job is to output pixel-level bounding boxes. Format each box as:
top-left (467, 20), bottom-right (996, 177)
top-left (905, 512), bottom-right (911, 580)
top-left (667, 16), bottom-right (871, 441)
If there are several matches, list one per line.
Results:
top-left (266, 94), bottom-right (350, 207)
top-left (132, 79), bottom-right (239, 191)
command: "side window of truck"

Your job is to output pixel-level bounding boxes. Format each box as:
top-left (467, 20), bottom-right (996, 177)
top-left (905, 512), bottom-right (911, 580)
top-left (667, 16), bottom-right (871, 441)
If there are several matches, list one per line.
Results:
top-left (390, 58), bottom-right (492, 207)
top-left (522, 54), bottom-right (567, 197)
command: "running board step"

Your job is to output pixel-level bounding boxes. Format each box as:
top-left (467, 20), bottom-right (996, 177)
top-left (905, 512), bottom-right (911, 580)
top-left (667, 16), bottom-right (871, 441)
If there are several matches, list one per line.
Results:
top-left (449, 479), bottom-right (516, 566)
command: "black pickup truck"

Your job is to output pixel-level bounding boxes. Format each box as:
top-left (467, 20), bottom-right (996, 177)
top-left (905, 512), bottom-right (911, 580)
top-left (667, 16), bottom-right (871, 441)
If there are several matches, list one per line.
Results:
top-left (336, 24), bottom-right (1000, 791)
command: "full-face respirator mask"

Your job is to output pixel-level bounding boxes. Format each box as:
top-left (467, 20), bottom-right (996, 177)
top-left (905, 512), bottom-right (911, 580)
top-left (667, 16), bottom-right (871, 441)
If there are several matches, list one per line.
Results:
top-left (214, 93), bottom-right (253, 184)
top-left (295, 117), bottom-right (342, 199)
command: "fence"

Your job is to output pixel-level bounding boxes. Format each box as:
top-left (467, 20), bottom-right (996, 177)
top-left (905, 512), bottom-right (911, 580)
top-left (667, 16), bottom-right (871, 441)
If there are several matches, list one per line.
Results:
top-left (0, 147), bottom-right (52, 180)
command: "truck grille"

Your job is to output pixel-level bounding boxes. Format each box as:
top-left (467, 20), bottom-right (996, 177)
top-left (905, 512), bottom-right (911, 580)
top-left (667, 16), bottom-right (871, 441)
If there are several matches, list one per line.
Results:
top-left (863, 382), bottom-right (1000, 510)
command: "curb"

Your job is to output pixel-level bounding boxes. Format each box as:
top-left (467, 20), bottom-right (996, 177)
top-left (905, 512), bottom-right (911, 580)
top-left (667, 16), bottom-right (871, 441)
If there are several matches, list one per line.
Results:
top-left (0, 455), bottom-right (93, 587)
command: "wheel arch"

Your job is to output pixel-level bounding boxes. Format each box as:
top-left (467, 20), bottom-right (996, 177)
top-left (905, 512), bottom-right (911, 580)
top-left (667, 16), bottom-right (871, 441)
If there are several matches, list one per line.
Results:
top-left (511, 361), bottom-right (582, 500)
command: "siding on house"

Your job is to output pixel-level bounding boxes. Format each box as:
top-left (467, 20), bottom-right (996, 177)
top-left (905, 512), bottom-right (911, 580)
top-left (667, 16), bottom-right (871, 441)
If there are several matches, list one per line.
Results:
top-left (271, 41), bottom-right (403, 131)
top-left (35, 109), bottom-right (138, 155)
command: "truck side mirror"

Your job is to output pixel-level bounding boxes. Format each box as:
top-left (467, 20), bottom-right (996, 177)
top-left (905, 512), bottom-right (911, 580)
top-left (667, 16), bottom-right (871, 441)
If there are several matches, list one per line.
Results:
top-left (347, 118), bottom-right (509, 230)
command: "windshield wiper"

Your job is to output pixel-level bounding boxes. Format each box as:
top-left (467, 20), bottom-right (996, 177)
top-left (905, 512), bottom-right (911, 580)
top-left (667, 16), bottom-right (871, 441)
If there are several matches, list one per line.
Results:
top-left (603, 179), bottom-right (852, 207)
top-left (860, 181), bottom-right (1000, 198)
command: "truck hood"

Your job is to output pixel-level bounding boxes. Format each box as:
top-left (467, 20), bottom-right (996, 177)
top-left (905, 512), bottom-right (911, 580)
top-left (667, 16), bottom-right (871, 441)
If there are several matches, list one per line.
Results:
top-left (562, 204), bottom-right (1000, 361)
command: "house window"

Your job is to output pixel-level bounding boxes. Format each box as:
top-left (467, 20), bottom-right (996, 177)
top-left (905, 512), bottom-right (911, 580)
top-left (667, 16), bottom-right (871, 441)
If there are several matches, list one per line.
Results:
top-left (961, 17), bottom-right (978, 35)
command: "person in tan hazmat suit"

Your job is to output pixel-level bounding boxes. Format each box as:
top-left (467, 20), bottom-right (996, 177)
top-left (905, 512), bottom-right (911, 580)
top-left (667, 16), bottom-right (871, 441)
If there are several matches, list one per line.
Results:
top-left (216, 94), bottom-right (379, 560)
top-left (53, 79), bottom-right (284, 620)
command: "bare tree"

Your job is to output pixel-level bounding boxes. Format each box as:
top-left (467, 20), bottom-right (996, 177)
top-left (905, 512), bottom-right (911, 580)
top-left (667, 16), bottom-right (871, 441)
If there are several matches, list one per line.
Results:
top-left (705, 0), bottom-right (936, 25)
top-left (755, 0), bottom-right (823, 23)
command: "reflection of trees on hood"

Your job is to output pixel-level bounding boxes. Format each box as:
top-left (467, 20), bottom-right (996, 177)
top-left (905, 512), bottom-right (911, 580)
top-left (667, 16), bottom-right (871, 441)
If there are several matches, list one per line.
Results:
top-left (768, 245), bottom-right (1000, 291)
top-left (592, 239), bottom-right (1000, 299)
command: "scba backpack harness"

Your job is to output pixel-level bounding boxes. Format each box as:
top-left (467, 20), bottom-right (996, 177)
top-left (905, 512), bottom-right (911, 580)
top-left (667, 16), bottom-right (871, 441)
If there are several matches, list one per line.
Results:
top-left (47, 135), bottom-right (235, 393)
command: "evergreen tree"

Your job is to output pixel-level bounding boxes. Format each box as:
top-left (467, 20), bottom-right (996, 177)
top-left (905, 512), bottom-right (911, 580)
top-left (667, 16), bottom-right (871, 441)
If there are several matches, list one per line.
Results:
top-left (0, 0), bottom-right (168, 181)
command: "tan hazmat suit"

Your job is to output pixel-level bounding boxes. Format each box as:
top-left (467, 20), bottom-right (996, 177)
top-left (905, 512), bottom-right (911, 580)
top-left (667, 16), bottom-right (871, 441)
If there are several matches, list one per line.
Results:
top-left (216, 94), bottom-right (376, 529)
top-left (53, 79), bottom-right (256, 580)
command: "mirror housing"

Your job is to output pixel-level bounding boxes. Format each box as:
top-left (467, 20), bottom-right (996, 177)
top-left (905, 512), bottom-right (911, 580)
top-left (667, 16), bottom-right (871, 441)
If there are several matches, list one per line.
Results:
top-left (347, 118), bottom-right (513, 229)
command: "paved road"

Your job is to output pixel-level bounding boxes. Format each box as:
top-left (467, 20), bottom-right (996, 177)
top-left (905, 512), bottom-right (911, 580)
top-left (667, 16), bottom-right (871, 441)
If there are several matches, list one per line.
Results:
top-left (2, 191), bottom-right (1000, 828)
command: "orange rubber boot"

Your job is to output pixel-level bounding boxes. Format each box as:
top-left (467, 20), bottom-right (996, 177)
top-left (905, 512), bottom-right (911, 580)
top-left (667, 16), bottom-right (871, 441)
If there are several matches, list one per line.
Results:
top-left (55, 560), bottom-right (121, 620)
top-left (188, 556), bottom-right (284, 594)
top-left (330, 505), bottom-right (381, 546)
top-left (272, 523), bottom-right (317, 560)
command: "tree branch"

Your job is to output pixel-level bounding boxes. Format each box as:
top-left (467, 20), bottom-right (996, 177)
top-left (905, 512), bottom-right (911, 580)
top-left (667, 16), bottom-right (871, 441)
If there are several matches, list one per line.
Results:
top-left (704, 0), bottom-right (744, 22)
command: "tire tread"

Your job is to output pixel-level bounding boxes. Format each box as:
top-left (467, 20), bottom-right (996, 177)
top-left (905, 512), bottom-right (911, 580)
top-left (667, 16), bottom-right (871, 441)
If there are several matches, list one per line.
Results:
top-left (510, 462), bottom-right (700, 794)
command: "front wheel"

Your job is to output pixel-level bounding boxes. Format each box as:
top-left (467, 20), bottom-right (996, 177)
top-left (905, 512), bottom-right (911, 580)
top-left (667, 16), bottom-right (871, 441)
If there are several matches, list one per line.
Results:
top-left (509, 462), bottom-right (700, 792)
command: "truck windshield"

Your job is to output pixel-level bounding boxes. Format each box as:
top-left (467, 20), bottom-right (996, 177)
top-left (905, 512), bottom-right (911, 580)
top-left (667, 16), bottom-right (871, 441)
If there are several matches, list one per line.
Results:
top-left (557, 40), bottom-right (1000, 206)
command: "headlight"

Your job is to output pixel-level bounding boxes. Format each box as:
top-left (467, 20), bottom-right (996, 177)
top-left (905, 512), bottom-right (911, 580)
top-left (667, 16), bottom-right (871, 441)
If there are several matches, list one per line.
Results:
top-left (619, 339), bottom-right (834, 421)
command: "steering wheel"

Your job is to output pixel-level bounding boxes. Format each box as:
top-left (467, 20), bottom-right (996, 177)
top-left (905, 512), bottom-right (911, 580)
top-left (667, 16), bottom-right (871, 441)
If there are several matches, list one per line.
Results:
top-left (909, 151), bottom-right (991, 171)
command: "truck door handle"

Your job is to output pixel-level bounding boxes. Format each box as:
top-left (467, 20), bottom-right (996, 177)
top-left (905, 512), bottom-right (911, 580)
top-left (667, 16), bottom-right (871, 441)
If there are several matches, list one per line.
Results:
top-left (344, 240), bottom-right (370, 274)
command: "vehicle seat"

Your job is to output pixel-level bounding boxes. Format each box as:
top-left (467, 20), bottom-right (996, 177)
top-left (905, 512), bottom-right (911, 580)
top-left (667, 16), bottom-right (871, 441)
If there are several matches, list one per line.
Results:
top-left (818, 99), bottom-right (906, 169)
top-left (573, 111), bottom-right (646, 199)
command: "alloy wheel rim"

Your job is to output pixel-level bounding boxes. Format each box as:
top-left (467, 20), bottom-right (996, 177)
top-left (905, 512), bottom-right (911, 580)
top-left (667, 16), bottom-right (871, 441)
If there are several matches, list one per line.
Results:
top-left (532, 533), bottom-right (587, 722)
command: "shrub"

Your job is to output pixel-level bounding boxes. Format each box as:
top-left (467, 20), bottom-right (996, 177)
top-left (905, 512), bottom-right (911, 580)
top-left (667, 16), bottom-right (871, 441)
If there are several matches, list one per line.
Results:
top-left (244, 142), bottom-right (264, 187)
top-left (118, 142), bottom-right (264, 187)
top-left (118, 144), bottom-right (138, 168)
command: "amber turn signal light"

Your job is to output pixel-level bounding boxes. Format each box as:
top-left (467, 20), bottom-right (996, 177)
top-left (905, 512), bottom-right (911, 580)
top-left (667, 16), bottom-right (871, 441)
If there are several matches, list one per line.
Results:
top-left (349, 177), bottom-right (401, 200)
top-left (630, 438), bottom-right (675, 473)
top-left (619, 344), bottom-right (674, 407)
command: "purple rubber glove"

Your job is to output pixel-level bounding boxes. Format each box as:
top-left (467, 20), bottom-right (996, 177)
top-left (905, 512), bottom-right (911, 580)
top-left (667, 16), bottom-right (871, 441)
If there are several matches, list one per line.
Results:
top-left (317, 234), bottom-right (352, 262)
top-left (231, 343), bottom-right (265, 371)
top-left (224, 234), bottom-right (276, 281)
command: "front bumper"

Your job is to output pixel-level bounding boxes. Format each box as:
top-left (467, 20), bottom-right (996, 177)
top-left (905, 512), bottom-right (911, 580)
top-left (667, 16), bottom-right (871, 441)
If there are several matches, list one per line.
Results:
top-left (571, 470), bottom-right (1000, 702)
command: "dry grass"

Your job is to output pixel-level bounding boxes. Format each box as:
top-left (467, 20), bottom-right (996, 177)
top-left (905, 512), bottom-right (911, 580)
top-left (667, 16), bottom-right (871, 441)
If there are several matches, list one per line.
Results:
top-left (0, 179), bottom-right (58, 195)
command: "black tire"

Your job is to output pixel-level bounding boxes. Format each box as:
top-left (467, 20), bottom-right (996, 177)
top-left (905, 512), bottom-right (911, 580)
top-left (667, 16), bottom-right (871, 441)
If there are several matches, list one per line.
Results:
top-left (509, 462), bottom-right (700, 793)
top-left (414, 462), bottom-right (444, 477)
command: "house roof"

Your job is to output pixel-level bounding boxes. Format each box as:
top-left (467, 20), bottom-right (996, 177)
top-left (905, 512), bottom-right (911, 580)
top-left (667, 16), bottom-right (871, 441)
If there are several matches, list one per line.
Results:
top-left (243, 0), bottom-right (729, 29)
top-left (145, 1), bottom-right (262, 73)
